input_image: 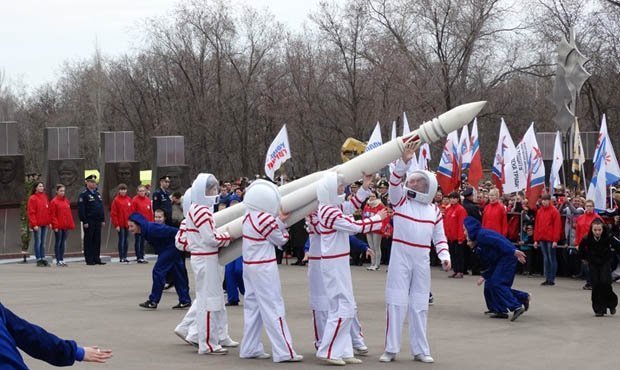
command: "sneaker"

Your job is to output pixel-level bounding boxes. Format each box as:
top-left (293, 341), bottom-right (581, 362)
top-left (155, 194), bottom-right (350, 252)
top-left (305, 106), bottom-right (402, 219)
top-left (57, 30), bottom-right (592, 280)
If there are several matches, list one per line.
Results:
top-left (95, 261), bottom-right (106, 265)
top-left (583, 284), bottom-right (592, 290)
top-left (540, 281), bottom-right (549, 286)
top-left (454, 273), bottom-right (464, 279)
top-left (163, 283), bottom-right (173, 290)
top-left (379, 352), bottom-right (396, 362)
top-left (245, 353), bottom-right (271, 359)
top-left (511, 307), bottom-right (526, 322)
top-left (42, 260), bottom-right (50, 266)
top-left (137, 259), bottom-right (148, 264)
top-left (139, 300), bottom-right (157, 309)
top-left (354, 345), bottom-right (369, 356)
top-left (320, 357), bottom-right (346, 366)
top-left (342, 357), bottom-right (362, 364)
top-left (205, 347), bottom-right (228, 355)
top-left (174, 329), bottom-right (197, 346)
top-left (281, 354), bottom-right (303, 362)
top-left (120, 259), bottom-right (130, 264)
top-left (523, 295), bottom-right (530, 311)
top-left (595, 312), bottom-right (604, 317)
top-left (172, 302), bottom-right (191, 310)
top-left (220, 338), bottom-right (239, 347)
top-left (610, 308), bottom-right (617, 315)
top-left (413, 354), bottom-right (434, 363)
top-left (36, 260), bottom-right (45, 267)
top-left (490, 312), bottom-right (509, 319)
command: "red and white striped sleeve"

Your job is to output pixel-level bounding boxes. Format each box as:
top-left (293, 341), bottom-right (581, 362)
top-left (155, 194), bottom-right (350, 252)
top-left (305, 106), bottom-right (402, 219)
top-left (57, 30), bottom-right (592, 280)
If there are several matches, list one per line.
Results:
top-left (432, 205), bottom-right (450, 262)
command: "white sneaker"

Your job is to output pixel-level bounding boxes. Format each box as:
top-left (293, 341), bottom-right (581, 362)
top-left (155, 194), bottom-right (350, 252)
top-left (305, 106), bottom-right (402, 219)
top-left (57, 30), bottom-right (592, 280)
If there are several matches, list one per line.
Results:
top-left (220, 337), bottom-right (239, 347)
top-left (246, 353), bottom-right (271, 360)
top-left (354, 345), bottom-right (369, 356)
top-left (414, 354), bottom-right (434, 363)
top-left (320, 357), bottom-right (346, 366)
top-left (174, 328), bottom-right (193, 345)
top-left (343, 357), bottom-right (363, 364)
top-left (280, 354), bottom-right (303, 362)
top-left (200, 347), bottom-right (228, 355)
top-left (379, 352), bottom-right (396, 362)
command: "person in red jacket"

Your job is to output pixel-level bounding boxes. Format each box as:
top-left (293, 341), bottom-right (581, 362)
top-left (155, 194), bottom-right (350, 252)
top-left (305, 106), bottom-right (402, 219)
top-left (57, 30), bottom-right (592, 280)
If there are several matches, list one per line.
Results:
top-left (362, 191), bottom-right (387, 271)
top-left (111, 184), bottom-right (133, 263)
top-left (445, 192), bottom-right (468, 278)
top-left (534, 194), bottom-right (562, 286)
top-left (50, 184), bottom-right (75, 266)
top-left (132, 185), bottom-right (153, 263)
top-left (574, 200), bottom-right (603, 247)
top-left (482, 189), bottom-right (507, 236)
top-left (27, 182), bottom-right (52, 267)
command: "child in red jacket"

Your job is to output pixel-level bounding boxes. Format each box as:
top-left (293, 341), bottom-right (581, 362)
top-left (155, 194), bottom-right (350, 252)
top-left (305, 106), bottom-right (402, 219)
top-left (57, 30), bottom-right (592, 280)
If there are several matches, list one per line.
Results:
top-left (445, 192), bottom-right (468, 278)
top-left (50, 184), bottom-right (75, 266)
top-left (132, 185), bottom-right (153, 263)
top-left (27, 182), bottom-right (51, 267)
top-left (111, 184), bottom-right (133, 263)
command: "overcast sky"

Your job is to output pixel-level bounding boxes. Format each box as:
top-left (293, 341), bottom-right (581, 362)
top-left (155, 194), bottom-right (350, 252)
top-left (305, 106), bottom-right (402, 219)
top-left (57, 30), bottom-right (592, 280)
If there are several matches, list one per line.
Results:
top-left (0, 0), bottom-right (324, 91)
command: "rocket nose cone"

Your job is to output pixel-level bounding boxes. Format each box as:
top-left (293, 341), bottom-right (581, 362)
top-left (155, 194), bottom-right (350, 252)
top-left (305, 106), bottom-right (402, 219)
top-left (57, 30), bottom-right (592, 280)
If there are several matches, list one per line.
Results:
top-left (437, 101), bottom-right (487, 134)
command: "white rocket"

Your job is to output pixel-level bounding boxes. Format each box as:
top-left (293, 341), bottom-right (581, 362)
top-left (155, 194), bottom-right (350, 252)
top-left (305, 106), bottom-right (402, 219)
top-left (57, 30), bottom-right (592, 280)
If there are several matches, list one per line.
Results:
top-left (216, 101), bottom-right (487, 264)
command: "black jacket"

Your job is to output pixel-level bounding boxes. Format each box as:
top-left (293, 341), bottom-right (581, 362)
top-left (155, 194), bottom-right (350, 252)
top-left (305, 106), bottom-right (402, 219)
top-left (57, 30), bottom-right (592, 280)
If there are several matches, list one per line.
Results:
top-left (462, 198), bottom-right (482, 222)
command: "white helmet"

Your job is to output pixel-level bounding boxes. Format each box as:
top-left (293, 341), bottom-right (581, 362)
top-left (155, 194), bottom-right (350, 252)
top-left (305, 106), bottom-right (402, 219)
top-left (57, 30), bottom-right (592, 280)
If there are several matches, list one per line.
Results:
top-left (403, 170), bottom-right (438, 205)
top-left (191, 173), bottom-right (220, 208)
top-left (316, 172), bottom-right (346, 206)
top-left (244, 179), bottom-right (281, 216)
top-left (182, 187), bottom-right (192, 218)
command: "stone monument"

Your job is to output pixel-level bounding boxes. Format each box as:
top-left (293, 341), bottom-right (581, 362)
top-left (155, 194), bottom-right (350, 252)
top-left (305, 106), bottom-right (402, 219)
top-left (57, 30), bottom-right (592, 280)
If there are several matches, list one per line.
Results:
top-left (100, 131), bottom-right (140, 205)
top-left (0, 122), bottom-right (25, 256)
top-left (151, 136), bottom-right (190, 194)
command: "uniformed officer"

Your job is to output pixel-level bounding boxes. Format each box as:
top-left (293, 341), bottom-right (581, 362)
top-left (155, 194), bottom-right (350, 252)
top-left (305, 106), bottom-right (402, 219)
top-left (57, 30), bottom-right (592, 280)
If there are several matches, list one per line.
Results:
top-left (152, 176), bottom-right (172, 226)
top-left (78, 175), bottom-right (105, 265)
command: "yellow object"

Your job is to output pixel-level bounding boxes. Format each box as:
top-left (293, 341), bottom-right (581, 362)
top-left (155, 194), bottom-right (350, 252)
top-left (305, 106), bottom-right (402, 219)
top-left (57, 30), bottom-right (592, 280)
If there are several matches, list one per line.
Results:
top-left (341, 138), bottom-right (366, 163)
top-left (84, 169), bottom-right (100, 183)
top-left (140, 170), bottom-right (152, 185)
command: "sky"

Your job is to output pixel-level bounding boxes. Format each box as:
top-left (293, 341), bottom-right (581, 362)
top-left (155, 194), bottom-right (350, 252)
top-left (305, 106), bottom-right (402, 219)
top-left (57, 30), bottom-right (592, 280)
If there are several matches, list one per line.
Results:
top-left (0, 0), bottom-right (324, 91)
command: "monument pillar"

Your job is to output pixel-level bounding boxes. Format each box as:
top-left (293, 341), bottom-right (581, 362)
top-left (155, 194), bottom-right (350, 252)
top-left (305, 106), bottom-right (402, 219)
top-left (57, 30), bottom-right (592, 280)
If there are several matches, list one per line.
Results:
top-left (0, 122), bottom-right (25, 257)
top-left (151, 136), bottom-right (190, 195)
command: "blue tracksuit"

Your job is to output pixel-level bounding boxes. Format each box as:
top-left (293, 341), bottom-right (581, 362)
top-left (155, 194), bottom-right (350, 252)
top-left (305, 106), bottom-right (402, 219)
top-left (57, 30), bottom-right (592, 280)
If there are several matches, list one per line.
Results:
top-left (129, 213), bottom-right (191, 305)
top-left (464, 217), bottom-right (529, 313)
top-left (225, 257), bottom-right (245, 304)
top-left (0, 302), bottom-right (85, 369)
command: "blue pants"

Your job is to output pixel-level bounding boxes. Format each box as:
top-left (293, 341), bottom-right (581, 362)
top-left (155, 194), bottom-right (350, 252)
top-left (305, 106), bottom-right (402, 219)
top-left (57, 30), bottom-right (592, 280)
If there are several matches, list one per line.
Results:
top-left (225, 257), bottom-right (245, 303)
top-left (148, 247), bottom-right (191, 304)
top-left (54, 230), bottom-right (68, 262)
top-left (117, 228), bottom-right (129, 260)
top-left (540, 242), bottom-right (557, 283)
top-left (484, 256), bottom-right (529, 313)
top-left (134, 234), bottom-right (145, 260)
top-left (32, 226), bottom-right (47, 260)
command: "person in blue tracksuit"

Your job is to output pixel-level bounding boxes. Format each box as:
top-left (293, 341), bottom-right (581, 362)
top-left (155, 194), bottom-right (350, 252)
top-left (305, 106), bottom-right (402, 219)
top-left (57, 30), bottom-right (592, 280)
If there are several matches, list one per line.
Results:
top-left (463, 217), bottom-right (529, 321)
top-left (0, 302), bottom-right (112, 368)
top-left (128, 212), bottom-right (191, 309)
top-left (225, 256), bottom-right (245, 306)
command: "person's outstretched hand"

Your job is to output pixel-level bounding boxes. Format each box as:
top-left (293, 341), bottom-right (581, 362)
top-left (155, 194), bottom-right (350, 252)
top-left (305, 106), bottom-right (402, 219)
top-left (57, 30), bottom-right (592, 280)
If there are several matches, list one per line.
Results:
top-left (83, 346), bottom-right (113, 363)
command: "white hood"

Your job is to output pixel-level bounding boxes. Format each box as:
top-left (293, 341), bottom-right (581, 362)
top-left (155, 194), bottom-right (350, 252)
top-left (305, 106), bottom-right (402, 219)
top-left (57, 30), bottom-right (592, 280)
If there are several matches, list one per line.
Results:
top-left (244, 179), bottom-right (281, 216)
top-left (182, 187), bottom-right (192, 218)
top-left (316, 172), bottom-right (345, 206)
top-left (403, 170), bottom-right (438, 205)
top-left (191, 173), bottom-right (220, 208)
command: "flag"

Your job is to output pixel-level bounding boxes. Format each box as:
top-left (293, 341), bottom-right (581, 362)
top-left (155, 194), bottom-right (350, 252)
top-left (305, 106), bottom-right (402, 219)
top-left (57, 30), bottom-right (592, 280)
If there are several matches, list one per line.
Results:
top-left (587, 114), bottom-right (620, 210)
top-left (459, 124), bottom-right (472, 171)
top-left (468, 118), bottom-right (483, 188)
top-left (437, 131), bottom-right (461, 193)
top-left (365, 122), bottom-right (383, 153)
top-left (418, 143), bottom-right (431, 171)
top-left (402, 112), bottom-right (411, 136)
top-left (492, 118), bottom-right (516, 194)
top-left (549, 131), bottom-right (563, 190)
top-left (571, 119), bottom-right (585, 187)
top-left (264, 125), bottom-right (292, 181)
top-left (390, 121), bottom-right (397, 141)
top-left (508, 123), bottom-right (545, 208)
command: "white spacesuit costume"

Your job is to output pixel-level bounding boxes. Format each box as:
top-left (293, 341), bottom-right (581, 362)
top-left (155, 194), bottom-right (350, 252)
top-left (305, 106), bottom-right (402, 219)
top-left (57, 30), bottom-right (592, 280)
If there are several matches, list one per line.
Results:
top-left (306, 186), bottom-right (370, 353)
top-left (185, 174), bottom-right (235, 355)
top-left (315, 173), bottom-right (383, 365)
top-left (239, 180), bottom-right (303, 362)
top-left (381, 162), bottom-right (450, 363)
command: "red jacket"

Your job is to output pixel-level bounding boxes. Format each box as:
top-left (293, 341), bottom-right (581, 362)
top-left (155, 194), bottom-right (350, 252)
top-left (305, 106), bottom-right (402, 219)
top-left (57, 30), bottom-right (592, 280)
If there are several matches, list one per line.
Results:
top-left (444, 203), bottom-right (467, 242)
top-left (574, 212), bottom-right (603, 247)
top-left (533, 205), bottom-right (562, 242)
top-left (111, 194), bottom-right (133, 228)
top-left (49, 195), bottom-right (75, 230)
top-left (27, 193), bottom-right (51, 228)
top-left (132, 195), bottom-right (154, 222)
top-left (482, 201), bottom-right (507, 236)
top-left (362, 202), bottom-right (386, 235)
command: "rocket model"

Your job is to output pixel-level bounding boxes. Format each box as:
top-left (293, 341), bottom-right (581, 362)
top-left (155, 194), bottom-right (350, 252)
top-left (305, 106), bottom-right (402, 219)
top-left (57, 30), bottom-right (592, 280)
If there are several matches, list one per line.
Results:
top-left (217, 101), bottom-right (487, 264)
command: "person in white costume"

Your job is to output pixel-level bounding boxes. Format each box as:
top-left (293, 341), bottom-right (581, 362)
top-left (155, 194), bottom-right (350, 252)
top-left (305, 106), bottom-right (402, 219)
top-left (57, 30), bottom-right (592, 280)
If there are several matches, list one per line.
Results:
top-left (315, 172), bottom-right (387, 365)
top-left (184, 174), bottom-right (238, 355)
top-left (306, 174), bottom-right (374, 355)
top-left (380, 142), bottom-right (451, 363)
top-left (238, 180), bottom-right (303, 362)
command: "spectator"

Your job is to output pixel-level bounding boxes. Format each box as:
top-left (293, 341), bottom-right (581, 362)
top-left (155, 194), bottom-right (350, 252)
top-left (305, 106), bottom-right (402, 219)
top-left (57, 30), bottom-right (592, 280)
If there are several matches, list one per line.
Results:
top-left (27, 181), bottom-right (51, 267)
top-left (132, 185), bottom-right (153, 264)
top-left (0, 301), bottom-right (112, 368)
top-left (482, 188), bottom-right (507, 236)
top-left (78, 175), bottom-right (106, 266)
top-left (518, 223), bottom-right (536, 275)
top-left (534, 194), bottom-right (562, 286)
top-left (152, 176), bottom-right (172, 225)
top-left (110, 184), bottom-right (132, 264)
top-left (462, 187), bottom-right (481, 275)
top-left (380, 204), bottom-right (394, 266)
top-left (445, 191), bottom-right (467, 278)
top-left (49, 184), bottom-right (75, 267)
top-left (362, 191), bottom-right (386, 271)
top-left (170, 192), bottom-right (184, 227)
top-left (154, 209), bottom-right (166, 224)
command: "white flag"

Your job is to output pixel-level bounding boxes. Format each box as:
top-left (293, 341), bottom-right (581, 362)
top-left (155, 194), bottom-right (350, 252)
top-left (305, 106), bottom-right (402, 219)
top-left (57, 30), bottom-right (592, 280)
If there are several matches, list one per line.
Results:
top-left (550, 131), bottom-right (563, 190)
top-left (365, 122), bottom-right (383, 152)
top-left (587, 149), bottom-right (608, 211)
top-left (390, 121), bottom-right (397, 141)
top-left (418, 143), bottom-right (431, 171)
top-left (503, 124), bottom-right (531, 193)
top-left (264, 125), bottom-right (292, 181)
top-left (459, 124), bottom-right (472, 170)
top-left (402, 112), bottom-right (411, 136)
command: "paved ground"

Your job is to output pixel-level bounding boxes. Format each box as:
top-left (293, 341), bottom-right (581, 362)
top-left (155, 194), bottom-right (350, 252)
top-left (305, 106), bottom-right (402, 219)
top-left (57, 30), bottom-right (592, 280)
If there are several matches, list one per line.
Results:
top-left (2, 261), bottom-right (617, 370)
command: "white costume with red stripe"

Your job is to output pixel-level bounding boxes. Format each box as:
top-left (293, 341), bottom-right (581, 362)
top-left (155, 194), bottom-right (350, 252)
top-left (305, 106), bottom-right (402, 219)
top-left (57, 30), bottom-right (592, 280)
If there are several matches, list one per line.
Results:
top-left (306, 188), bottom-right (369, 350)
top-left (174, 219), bottom-right (200, 343)
top-left (239, 210), bottom-right (299, 362)
top-left (186, 203), bottom-right (232, 354)
top-left (315, 173), bottom-right (382, 361)
top-left (384, 159), bottom-right (450, 358)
